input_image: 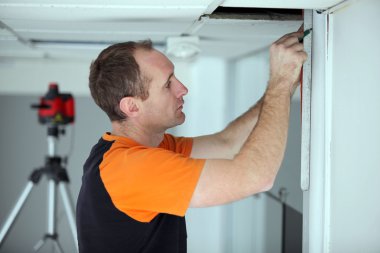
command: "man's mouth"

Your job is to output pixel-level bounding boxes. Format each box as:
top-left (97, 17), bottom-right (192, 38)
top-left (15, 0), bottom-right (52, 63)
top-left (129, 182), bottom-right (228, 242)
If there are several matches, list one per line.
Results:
top-left (178, 100), bottom-right (184, 110)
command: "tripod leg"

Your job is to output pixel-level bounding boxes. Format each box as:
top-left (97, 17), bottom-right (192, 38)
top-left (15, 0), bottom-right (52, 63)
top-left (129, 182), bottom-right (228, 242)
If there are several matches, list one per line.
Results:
top-left (33, 234), bottom-right (64, 253)
top-left (0, 181), bottom-right (35, 246)
top-left (33, 237), bottom-right (45, 252)
top-left (34, 179), bottom-right (58, 251)
top-left (47, 180), bottom-right (57, 236)
top-left (59, 183), bottom-right (78, 252)
top-left (53, 239), bottom-right (64, 253)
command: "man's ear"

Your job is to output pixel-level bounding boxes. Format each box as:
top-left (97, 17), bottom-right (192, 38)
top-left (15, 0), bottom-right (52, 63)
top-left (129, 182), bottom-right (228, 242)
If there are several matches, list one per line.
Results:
top-left (119, 97), bottom-right (139, 118)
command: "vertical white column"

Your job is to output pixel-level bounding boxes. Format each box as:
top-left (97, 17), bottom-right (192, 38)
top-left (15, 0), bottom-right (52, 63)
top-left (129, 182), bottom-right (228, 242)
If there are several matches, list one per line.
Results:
top-left (303, 10), bottom-right (332, 253)
top-left (300, 10), bottom-right (313, 192)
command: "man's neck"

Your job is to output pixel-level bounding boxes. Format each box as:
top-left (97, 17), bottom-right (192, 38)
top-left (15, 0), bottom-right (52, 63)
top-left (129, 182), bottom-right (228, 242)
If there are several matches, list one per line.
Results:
top-left (111, 120), bottom-right (164, 147)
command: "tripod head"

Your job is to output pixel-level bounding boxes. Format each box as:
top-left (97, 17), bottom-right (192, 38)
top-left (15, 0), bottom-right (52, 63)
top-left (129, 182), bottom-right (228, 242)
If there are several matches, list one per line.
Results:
top-left (31, 82), bottom-right (75, 126)
top-left (31, 83), bottom-right (75, 156)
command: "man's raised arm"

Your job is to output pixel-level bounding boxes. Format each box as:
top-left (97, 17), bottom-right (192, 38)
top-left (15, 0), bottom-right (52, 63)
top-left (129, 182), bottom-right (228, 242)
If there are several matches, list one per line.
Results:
top-left (190, 30), bottom-right (307, 208)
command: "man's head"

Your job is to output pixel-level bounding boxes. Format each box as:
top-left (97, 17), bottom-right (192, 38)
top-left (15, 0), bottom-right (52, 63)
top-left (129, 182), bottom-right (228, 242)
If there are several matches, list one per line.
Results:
top-left (89, 40), bottom-right (153, 121)
top-left (131, 48), bottom-right (188, 132)
top-left (89, 40), bottom-right (188, 132)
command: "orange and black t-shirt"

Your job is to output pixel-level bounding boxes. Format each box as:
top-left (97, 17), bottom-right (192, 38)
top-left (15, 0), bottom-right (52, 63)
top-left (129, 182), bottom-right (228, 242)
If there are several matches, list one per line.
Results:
top-left (76, 132), bottom-right (205, 253)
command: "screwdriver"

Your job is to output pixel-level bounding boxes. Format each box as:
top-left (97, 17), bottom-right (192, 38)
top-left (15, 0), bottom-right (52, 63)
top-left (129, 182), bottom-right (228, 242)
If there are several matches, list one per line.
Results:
top-left (299, 28), bottom-right (313, 43)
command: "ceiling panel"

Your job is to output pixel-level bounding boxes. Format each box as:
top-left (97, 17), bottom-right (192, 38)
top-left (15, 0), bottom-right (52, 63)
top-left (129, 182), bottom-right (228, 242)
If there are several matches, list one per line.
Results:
top-left (15, 31), bottom-right (177, 44)
top-left (0, 0), bottom-right (211, 6)
top-left (222, 0), bottom-right (342, 9)
top-left (0, 1), bottom-right (209, 42)
top-left (0, 5), bottom-right (204, 21)
top-left (0, 0), bottom-right (216, 58)
top-left (3, 19), bottom-right (193, 42)
top-left (0, 1), bottom-right (209, 21)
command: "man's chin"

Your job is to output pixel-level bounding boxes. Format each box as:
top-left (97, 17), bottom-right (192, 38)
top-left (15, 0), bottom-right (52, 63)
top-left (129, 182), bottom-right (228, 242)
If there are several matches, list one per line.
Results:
top-left (177, 113), bottom-right (186, 125)
top-left (173, 113), bottom-right (186, 127)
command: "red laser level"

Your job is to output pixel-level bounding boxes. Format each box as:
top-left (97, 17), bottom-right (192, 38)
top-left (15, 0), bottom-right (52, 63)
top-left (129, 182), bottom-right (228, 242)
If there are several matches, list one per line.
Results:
top-left (32, 83), bottom-right (75, 125)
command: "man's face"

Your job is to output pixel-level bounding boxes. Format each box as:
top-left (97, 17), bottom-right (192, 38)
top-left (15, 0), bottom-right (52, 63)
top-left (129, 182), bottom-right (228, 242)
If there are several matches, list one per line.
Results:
top-left (135, 49), bottom-right (188, 132)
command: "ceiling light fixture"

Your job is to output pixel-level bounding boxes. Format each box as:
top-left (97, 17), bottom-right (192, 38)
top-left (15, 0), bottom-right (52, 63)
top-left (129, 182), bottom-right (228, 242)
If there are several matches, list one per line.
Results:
top-left (166, 36), bottom-right (201, 60)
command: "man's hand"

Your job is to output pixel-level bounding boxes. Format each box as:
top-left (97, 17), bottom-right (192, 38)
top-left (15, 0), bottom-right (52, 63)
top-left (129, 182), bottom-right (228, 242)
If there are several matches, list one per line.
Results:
top-left (269, 30), bottom-right (308, 96)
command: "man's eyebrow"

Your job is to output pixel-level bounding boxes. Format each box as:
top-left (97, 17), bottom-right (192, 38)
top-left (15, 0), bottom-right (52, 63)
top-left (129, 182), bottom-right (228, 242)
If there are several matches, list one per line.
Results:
top-left (164, 72), bottom-right (174, 84)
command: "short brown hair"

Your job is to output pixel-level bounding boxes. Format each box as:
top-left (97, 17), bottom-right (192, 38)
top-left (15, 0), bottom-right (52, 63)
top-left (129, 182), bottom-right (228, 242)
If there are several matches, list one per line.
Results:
top-left (89, 40), bottom-right (153, 121)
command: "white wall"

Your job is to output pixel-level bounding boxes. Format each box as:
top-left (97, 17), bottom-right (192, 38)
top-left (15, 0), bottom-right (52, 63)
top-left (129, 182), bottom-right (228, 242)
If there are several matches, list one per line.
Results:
top-left (306, 1), bottom-right (380, 252)
top-left (0, 57), bottom-right (92, 96)
top-left (329, 0), bottom-right (380, 251)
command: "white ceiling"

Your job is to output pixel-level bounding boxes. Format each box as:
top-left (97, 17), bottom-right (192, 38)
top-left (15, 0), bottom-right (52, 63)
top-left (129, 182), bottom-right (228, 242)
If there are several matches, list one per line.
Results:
top-left (0, 0), bottom-right (341, 60)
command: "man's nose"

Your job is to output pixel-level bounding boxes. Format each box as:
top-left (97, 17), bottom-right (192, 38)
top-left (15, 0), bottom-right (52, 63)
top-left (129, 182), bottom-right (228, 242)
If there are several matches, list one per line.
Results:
top-left (175, 80), bottom-right (188, 97)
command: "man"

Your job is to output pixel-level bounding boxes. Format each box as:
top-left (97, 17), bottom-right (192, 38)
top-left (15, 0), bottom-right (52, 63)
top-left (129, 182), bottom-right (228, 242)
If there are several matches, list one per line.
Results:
top-left (76, 29), bottom-right (307, 253)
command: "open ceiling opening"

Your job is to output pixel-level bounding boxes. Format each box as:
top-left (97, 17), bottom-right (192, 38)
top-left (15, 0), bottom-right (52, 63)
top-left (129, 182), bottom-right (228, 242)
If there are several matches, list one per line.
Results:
top-left (210, 7), bottom-right (303, 20)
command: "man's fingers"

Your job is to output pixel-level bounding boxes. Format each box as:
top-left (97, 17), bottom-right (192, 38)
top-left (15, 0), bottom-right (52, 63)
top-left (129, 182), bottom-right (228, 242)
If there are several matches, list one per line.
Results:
top-left (274, 32), bottom-right (303, 46)
top-left (283, 36), bottom-right (302, 47)
top-left (269, 27), bottom-right (308, 90)
top-left (300, 51), bottom-right (308, 62)
top-left (289, 42), bottom-right (305, 52)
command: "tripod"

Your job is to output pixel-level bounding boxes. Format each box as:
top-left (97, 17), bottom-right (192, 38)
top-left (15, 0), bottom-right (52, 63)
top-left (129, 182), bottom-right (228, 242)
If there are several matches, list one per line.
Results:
top-left (0, 125), bottom-right (78, 252)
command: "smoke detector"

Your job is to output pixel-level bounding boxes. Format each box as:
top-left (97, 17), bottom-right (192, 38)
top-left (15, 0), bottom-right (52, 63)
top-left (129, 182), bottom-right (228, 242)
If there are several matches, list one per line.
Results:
top-left (166, 36), bottom-right (201, 60)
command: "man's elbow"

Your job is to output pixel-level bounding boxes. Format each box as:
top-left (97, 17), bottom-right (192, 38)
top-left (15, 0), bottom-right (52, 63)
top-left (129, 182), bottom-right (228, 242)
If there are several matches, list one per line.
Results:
top-left (254, 171), bottom-right (276, 193)
top-left (260, 178), bottom-right (275, 192)
top-left (255, 160), bottom-right (282, 193)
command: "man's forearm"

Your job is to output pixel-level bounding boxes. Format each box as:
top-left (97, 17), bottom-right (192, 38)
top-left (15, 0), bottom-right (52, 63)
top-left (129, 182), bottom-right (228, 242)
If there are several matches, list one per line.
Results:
top-left (191, 96), bottom-right (263, 159)
top-left (234, 84), bottom-right (291, 189)
top-left (218, 96), bottom-right (264, 156)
